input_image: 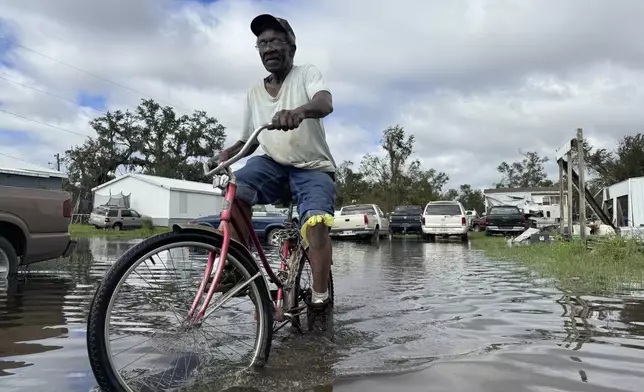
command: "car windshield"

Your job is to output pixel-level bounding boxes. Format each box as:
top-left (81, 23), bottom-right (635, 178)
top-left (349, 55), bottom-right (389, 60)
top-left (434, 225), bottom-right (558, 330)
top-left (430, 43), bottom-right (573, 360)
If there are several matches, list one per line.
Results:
top-left (424, 204), bottom-right (461, 215)
top-left (394, 205), bottom-right (422, 214)
top-left (490, 207), bottom-right (521, 215)
top-left (341, 205), bottom-right (375, 215)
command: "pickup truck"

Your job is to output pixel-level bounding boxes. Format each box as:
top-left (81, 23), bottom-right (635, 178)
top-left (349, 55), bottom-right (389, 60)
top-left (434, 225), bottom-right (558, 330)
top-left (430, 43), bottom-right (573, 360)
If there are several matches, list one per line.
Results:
top-left (471, 214), bottom-right (488, 232)
top-left (389, 205), bottom-right (423, 234)
top-left (330, 204), bottom-right (389, 240)
top-left (0, 186), bottom-right (76, 278)
top-left (421, 200), bottom-right (469, 242)
top-left (484, 205), bottom-right (527, 236)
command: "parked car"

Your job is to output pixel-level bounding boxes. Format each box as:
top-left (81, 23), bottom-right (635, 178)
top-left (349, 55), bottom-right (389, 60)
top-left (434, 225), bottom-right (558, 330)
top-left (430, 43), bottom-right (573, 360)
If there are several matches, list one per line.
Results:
top-left (389, 205), bottom-right (423, 234)
top-left (89, 206), bottom-right (147, 230)
top-left (421, 200), bottom-right (469, 242)
top-left (330, 204), bottom-right (389, 240)
top-left (465, 209), bottom-right (478, 229)
top-left (471, 213), bottom-right (488, 232)
top-left (484, 205), bottom-right (527, 236)
top-left (190, 212), bottom-right (297, 245)
top-left (0, 185), bottom-right (76, 278)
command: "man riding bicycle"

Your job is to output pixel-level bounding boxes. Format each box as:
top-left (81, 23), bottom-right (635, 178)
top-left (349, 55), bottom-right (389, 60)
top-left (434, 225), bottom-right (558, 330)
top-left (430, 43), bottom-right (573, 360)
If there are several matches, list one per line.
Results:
top-left (216, 14), bottom-right (336, 335)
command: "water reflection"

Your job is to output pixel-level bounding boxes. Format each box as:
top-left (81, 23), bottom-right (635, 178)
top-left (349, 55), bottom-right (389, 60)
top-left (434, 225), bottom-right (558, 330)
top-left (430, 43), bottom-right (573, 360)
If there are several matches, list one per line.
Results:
top-left (0, 237), bottom-right (642, 392)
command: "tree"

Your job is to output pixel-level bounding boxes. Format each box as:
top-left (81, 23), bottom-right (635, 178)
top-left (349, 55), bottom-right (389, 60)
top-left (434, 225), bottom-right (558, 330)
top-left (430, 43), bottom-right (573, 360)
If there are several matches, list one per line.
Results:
top-left (496, 151), bottom-right (551, 188)
top-left (334, 125), bottom-right (450, 210)
top-left (335, 160), bottom-right (368, 207)
top-left (64, 98), bottom-right (226, 197)
top-left (455, 184), bottom-right (485, 212)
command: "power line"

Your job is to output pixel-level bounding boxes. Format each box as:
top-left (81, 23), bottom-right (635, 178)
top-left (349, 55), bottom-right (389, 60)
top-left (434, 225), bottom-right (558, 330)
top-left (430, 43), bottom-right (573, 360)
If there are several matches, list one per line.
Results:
top-left (0, 107), bottom-right (89, 138)
top-left (0, 150), bottom-right (41, 167)
top-left (0, 74), bottom-right (105, 114)
top-left (0, 36), bottom-right (191, 113)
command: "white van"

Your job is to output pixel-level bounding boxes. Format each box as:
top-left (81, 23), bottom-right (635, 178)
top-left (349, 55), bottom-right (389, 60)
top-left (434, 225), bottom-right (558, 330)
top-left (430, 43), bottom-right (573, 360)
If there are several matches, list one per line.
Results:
top-left (421, 201), bottom-right (469, 242)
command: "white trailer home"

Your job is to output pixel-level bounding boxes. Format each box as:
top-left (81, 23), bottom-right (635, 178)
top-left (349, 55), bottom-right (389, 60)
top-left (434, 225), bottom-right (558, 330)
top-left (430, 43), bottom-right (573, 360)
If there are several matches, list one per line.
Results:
top-left (602, 176), bottom-right (644, 228)
top-left (483, 187), bottom-right (567, 220)
top-left (92, 174), bottom-right (224, 227)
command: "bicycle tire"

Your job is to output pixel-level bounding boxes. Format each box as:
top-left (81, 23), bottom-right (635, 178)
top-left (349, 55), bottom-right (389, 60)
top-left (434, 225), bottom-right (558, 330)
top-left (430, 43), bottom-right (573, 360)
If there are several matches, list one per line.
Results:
top-left (86, 230), bottom-right (274, 392)
top-left (289, 250), bottom-right (334, 330)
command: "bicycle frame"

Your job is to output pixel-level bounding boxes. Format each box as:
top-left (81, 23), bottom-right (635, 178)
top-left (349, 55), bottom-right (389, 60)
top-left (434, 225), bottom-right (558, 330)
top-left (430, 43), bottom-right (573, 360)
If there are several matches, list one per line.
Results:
top-left (186, 123), bottom-right (304, 324)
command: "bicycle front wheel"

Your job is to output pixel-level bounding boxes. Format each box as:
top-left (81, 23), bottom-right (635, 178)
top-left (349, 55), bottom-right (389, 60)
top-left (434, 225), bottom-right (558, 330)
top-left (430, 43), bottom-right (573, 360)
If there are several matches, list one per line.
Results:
top-left (87, 230), bottom-right (273, 391)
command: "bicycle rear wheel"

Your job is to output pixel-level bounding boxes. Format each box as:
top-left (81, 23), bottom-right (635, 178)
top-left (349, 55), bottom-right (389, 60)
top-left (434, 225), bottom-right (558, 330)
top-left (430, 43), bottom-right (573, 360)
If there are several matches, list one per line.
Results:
top-left (288, 251), bottom-right (334, 331)
top-left (87, 230), bottom-right (273, 391)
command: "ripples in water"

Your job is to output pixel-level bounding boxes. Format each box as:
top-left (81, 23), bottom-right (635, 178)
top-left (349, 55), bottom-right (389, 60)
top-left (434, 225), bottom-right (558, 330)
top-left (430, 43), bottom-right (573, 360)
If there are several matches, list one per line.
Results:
top-left (0, 237), bottom-right (642, 392)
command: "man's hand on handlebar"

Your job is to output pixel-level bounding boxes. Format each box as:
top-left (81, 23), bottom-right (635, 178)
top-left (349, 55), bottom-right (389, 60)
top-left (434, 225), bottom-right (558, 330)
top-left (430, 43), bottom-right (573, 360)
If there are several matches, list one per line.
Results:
top-left (217, 150), bottom-right (230, 164)
top-left (269, 109), bottom-right (305, 131)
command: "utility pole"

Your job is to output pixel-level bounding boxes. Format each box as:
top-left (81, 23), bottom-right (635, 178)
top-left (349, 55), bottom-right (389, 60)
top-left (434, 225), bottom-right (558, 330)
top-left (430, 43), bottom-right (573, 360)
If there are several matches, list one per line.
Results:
top-left (54, 153), bottom-right (61, 171)
top-left (577, 128), bottom-right (586, 242)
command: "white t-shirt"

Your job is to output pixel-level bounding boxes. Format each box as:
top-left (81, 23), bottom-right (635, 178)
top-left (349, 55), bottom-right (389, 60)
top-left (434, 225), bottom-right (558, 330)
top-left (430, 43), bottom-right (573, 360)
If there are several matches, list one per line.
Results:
top-left (240, 64), bottom-right (336, 173)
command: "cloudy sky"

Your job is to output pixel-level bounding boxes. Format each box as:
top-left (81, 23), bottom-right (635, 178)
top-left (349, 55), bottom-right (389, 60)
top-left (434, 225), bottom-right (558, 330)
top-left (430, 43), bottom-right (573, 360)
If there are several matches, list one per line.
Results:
top-left (0, 0), bottom-right (642, 189)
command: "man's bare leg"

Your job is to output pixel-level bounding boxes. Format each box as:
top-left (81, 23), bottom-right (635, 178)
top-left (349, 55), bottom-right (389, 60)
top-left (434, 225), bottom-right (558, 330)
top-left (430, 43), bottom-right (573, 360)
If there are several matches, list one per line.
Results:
top-left (306, 224), bottom-right (332, 294)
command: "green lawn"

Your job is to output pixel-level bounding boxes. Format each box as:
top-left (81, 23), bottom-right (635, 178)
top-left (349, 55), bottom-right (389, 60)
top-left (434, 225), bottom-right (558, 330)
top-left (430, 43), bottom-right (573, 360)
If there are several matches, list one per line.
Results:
top-left (469, 231), bottom-right (644, 294)
top-left (69, 224), bottom-right (170, 239)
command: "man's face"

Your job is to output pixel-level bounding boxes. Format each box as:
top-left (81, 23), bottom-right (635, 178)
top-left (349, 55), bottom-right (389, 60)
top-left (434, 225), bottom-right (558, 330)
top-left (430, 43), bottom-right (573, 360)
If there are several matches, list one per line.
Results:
top-left (256, 29), bottom-right (293, 73)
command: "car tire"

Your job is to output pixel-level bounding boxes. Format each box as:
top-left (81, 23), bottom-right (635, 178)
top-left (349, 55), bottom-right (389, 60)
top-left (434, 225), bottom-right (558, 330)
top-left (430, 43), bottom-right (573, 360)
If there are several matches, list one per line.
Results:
top-left (112, 223), bottom-right (122, 231)
top-left (484, 228), bottom-right (491, 236)
top-left (266, 228), bottom-right (281, 246)
top-left (0, 235), bottom-right (18, 279)
top-left (473, 224), bottom-right (480, 232)
top-left (460, 233), bottom-right (468, 242)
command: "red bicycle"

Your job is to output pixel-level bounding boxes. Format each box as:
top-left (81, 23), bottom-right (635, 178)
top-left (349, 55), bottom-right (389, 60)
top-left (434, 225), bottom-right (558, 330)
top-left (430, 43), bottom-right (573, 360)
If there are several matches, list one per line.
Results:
top-left (86, 123), bottom-right (334, 391)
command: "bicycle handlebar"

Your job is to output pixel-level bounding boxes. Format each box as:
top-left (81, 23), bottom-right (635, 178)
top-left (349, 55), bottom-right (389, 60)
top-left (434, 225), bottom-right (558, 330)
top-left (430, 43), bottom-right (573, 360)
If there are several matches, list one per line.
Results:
top-left (203, 123), bottom-right (271, 177)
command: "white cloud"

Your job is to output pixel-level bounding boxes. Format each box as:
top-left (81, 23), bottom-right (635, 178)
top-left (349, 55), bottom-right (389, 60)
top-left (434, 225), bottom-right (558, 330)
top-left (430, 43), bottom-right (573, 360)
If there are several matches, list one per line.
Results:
top-left (0, 0), bottom-right (643, 191)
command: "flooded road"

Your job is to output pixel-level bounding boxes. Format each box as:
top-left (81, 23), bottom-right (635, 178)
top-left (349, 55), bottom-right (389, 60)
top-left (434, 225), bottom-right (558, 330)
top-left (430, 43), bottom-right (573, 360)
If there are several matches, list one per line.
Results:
top-left (1, 237), bottom-right (643, 392)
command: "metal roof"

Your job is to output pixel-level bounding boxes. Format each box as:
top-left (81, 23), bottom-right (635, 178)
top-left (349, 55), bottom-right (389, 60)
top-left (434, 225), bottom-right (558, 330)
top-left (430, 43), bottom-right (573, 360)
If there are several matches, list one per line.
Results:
top-left (92, 173), bottom-right (223, 195)
top-left (0, 155), bottom-right (67, 179)
top-left (483, 186), bottom-right (561, 194)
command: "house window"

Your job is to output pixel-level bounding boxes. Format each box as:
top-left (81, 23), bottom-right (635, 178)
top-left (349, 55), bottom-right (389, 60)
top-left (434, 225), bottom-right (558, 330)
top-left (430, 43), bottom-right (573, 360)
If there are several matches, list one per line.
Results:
top-left (542, 196), bottom-right (551, 206)
top-left (546, 211), bottom-right (551, 218)
top-left (179, 192), bottom-right (188, 214)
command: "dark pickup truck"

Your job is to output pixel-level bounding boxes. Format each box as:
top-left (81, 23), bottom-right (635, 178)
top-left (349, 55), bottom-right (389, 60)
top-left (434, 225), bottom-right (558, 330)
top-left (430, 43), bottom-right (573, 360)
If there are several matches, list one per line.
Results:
top-left (484, 205), bottom-right (527, 236)
top-left (389, 205), bottom-right (423, 234)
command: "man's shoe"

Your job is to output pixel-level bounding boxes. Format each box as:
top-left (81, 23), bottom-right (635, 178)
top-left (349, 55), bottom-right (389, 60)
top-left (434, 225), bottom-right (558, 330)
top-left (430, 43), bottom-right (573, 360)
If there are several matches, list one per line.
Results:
top-left (305, 293), bottom-right (334, 338)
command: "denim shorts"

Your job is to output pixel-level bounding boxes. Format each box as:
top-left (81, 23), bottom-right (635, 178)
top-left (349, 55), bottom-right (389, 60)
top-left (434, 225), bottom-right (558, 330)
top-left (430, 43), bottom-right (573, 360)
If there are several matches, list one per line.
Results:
top-left (233, 155), bottom-right (335, 225)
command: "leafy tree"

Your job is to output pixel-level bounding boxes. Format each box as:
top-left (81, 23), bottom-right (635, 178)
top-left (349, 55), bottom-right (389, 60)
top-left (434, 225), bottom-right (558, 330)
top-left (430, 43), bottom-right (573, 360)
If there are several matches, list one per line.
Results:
top-left (335, 160), bottom-right (368, 207)
top-left (496, 151), bottom-right (551, 188)
top-left (455, 184), bottom-right (485, 213)
top-left (348, 125), bottom-right (450, 211)
top-left (64, 98), bottom-right (226, 197)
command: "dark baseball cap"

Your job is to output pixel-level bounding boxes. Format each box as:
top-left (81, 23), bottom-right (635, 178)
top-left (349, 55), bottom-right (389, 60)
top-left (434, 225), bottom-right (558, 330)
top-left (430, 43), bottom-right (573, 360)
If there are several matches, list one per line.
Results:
top-left (250, 14), bottom-right (296, 44)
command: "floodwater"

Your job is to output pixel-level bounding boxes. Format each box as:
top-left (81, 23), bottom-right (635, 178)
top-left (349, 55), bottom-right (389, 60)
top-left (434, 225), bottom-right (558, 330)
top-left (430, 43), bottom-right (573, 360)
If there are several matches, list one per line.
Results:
top-left (1, 237), bottom-right (644, 392)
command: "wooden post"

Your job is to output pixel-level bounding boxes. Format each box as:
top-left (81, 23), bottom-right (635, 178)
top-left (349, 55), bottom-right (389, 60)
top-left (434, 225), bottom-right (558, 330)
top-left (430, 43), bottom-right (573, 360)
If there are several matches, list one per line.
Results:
top-left (559, 159), bottom-right (565, 235)
top-left (567, 151), bottom-right (574, 236)
top-left (577, 128), bottom-right (586, 241)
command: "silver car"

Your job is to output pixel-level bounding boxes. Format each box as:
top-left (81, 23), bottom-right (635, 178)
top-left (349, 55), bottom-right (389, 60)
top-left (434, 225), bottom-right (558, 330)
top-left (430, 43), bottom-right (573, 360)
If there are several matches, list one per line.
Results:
top-left (89, 206), bottom-right (145, 231)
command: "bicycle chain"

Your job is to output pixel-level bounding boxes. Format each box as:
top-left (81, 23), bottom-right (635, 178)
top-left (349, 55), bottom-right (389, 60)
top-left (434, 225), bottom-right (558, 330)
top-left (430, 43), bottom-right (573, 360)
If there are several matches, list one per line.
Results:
top-left (274, 220), bottom-right (304, 290)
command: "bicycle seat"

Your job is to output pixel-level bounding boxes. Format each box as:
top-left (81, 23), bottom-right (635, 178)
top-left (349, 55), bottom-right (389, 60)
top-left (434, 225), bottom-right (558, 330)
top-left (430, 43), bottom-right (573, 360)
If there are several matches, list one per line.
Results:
top-left (274, 182), bottom-right (294, 208)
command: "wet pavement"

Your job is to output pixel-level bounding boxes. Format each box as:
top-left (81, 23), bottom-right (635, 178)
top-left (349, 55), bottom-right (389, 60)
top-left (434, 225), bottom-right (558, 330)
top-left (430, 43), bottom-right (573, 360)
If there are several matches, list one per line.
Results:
top-left (1, 237), bottom-right (644, 392)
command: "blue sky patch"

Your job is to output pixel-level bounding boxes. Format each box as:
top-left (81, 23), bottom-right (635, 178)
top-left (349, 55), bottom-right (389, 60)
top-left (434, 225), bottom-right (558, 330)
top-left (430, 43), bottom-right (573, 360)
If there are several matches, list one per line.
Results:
top-left (76, 91), bottom-right (107, 111)
top-left (0, 18), bottom-right (16, 68)
top-left (0, 129), bottom-right (33, 146)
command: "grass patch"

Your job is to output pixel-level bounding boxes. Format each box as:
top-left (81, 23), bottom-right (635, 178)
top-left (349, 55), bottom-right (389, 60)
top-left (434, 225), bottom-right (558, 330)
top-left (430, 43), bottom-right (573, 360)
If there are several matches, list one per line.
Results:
top-left (469, 231), bottom-right (644, 294)
top-left (69, 224), bottom-right (169, 239)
